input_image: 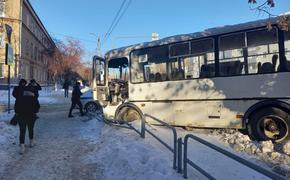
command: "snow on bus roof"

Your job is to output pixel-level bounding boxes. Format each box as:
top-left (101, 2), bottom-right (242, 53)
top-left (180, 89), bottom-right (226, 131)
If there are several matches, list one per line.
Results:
top-left (105, 15), bottom-right (288, 60)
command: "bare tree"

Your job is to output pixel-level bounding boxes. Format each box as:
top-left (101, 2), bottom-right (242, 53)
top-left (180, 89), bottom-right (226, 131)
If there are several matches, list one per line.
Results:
top-left (48, 38), bottom-right (84, 88)
top-left (248, 0), bottom-right (290, 31)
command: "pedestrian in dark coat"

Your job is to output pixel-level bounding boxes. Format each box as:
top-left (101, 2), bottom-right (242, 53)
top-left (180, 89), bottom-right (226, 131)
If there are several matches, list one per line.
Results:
top-left (28, 79), bottom-right (42, 98)
top-left (28, 79), bottom-right (41, 113)
top-left (13, 79), bottom-right (27, 114)
top-left (68, 82), bottom-right (84, 117)
top-left (63, 79), bottom-right (69, 98)
top-left (13, 79), bottom-right (39, 154)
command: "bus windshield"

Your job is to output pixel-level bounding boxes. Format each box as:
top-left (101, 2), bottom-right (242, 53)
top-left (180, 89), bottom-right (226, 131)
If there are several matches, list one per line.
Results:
top-left (108, 58), bottom-right (128, 82)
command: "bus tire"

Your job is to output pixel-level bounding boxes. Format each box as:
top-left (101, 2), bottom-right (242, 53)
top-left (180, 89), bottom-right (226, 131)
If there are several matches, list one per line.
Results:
top-left (115, 106), bottom-right (142, 122)
top-left (247, 107), bottom-right (290, 143)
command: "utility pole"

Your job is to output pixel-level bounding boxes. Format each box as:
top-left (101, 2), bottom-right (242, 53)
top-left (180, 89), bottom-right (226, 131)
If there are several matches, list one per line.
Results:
top-left (90, 33), bottom-right (102, 57)
top-left (97, 33), bottom-right (101, 57)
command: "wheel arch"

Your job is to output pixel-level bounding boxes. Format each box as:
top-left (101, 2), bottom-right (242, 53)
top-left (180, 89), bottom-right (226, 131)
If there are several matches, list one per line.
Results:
top-left (114, 103), bottom-right (143, 119)
top-left (243, 100), bottom-right (290, 127)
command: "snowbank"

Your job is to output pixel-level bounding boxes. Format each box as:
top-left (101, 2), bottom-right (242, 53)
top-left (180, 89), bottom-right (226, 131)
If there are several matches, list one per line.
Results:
top-left (83, 122), bottom-right (183, 180)
top-left (0, 112), bottom-right (18, 174)
top-left (210, 129), bottom-right (290, 178)
top-left (0, 86), bottom-right (67, 106)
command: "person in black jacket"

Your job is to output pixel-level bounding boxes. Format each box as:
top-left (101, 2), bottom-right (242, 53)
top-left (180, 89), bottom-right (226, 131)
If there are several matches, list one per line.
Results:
top-left (68, 82), bottom-right (85, 117)
top-left (27, 79), bottom-right (41, 114)
top-left (63, 79), bottom-right (69, 98)
top-left (28, 79), bottom-right (42, 98)
top-left (13, 79), bottom-right (39, 154)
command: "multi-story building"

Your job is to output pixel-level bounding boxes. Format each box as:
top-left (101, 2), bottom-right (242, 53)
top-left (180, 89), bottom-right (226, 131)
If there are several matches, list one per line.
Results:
top-left (0, 0), bottom-right (55, 84)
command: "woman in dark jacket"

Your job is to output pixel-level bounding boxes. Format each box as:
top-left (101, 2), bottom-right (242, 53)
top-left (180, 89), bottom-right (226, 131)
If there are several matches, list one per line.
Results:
top-left (13, 79), bottom-right (39, 154)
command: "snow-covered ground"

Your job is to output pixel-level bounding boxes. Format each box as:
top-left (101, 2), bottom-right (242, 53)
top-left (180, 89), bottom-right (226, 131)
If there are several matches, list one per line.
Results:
top-left (0, 86), bottom-right (67, 105)
top-left (0, 111), bottom-right (184, 179)
top-left (0, 88), bottom-right (289, 179)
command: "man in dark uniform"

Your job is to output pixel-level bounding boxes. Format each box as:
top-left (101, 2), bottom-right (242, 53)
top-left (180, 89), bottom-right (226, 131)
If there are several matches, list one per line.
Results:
top-left (68, 82), bottom-right (85, 117)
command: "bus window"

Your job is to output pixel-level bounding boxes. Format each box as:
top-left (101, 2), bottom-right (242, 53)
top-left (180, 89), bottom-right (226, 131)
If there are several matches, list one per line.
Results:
top-left (190, 39), bottom-right (215, 78)
top-left (285, 30), bottom-right (290, 71)
top-left (180, 53), bottom-right (215, 79)
top-left (219, 33), bottom-right (245, 76)
top-left (131, 46), bottom-right (169, 83)
top-left (108, 58), bottom-right (128, 81)
top-left (247, 28), bottom-right (279, 74)
top-left (169, 42), bottom-right (190, 57)
top-left (93, 56), bottom-right (105, 85)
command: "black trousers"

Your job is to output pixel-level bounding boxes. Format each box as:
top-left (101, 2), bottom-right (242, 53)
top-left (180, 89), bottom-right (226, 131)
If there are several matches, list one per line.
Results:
top-left (18, 114), bottom-right (36, 144)
top-left (64, 88), bottom-right (69, 97)
top-left (69, 99), bottom-right (84, 115)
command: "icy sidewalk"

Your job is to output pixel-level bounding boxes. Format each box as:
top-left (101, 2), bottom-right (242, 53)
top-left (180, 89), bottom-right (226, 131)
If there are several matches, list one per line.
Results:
top-left (0, 110), bottom-right (184, 180)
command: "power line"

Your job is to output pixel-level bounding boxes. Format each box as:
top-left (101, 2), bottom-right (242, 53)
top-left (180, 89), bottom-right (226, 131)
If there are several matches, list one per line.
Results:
top-left (103, 0), bottom-right (133, 45)
top-left (49, 31), bottom-right (97, 44)
top-left (103, 0), bottom-right (127, 43)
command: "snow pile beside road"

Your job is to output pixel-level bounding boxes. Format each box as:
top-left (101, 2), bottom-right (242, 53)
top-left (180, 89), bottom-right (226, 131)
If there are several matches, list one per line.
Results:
top-left (0, 112), bottom-right (18, 173)
top-left (83, 124), bottom-right (183, 180)
top-left (0, 120), bottom-right (16, 145)
top-left (0, 112), bottom-right (17, 145)
top-left (211, 129), bottom-right (290, 178)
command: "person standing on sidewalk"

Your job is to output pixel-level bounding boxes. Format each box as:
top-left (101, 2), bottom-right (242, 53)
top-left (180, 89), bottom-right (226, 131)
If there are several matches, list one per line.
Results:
top-left (68, 82), bottom-right (85, 117)
top-left (63, 79), bottom-right (69, 98)
top-left (28, 79), bottom-right (42, 98)
top-left (13, 79), bottom-right (39, 154)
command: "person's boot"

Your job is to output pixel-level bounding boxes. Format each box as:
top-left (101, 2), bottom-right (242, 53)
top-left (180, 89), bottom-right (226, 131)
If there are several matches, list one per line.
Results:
top-left (29, 139), bottom-right (35, 148)
top-left (68, 114), bottom-right (74, 118)
top-left (19, 144), bottom-right (25, 155)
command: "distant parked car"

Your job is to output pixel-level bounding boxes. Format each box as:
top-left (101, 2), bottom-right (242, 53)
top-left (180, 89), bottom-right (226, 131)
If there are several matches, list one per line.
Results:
top-left (80, 86), bottom-right (100, 113)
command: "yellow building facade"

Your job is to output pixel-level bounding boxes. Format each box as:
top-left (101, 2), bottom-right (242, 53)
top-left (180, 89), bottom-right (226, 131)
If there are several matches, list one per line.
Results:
top-left (0, 0), bottom-right (55, 84)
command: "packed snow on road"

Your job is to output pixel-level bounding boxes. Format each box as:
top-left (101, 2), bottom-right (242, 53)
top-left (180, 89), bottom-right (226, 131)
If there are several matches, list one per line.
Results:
top-left (0, 88), bottom-right (289, 179)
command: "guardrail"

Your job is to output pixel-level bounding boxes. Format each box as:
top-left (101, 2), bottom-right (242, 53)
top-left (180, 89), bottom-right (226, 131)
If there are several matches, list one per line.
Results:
top-left (107, 115), bottom-right (286, 179)
top-left (183, 134), bottom-right (286, 180)
top-left (104, 114), bottom-right (178, 169)
top-left (141, 114), bottom-right (178, 170)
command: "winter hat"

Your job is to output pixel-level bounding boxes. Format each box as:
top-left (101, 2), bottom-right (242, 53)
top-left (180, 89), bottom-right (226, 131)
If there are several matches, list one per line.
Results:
top-left (19, 79), bottom-right (27, 86)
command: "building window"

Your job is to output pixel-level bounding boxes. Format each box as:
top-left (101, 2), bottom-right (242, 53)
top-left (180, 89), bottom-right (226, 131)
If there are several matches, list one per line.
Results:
top-left (30, 43), bottom-right (33, 59)
top-left (25, 39), bottom-right (29, 57)
top-left (0, 63), bottom-right (4, 77)
top-left (0, 0), bottom-right (5, 17)
top-left (0, 35), bottom-right (5, 48)
top-left (34, 47), bottom-right (37, 60)
top-left (26, 14), bottom-right (30, 27)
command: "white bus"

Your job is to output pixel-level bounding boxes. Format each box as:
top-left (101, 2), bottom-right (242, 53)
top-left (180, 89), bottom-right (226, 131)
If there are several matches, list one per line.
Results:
top-left (91, 16), bottom-right (290, 142)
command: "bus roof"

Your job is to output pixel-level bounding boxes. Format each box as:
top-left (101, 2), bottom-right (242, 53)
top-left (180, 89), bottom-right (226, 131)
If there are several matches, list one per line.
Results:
top-left (105, 15), bottom-right (289, 60)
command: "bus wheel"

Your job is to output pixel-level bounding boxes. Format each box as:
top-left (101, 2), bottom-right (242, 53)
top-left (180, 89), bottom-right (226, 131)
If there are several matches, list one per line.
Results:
top-left (116, 107), bottom-right (142, 122)
top-left (247, 107), bottom-right (289, 143)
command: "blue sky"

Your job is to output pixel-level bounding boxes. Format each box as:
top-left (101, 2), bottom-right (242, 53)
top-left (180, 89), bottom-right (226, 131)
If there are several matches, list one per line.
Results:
top-left (29, 0), bottom-right (290, 61)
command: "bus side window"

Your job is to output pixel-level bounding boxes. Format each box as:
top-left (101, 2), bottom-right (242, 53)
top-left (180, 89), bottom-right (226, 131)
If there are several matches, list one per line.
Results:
top-left (219, 32), bottom-right (245, 76)
top-left (284, 30), bottom-right (290, 71)
top-left (247, 28), bottom-right (279, 74)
